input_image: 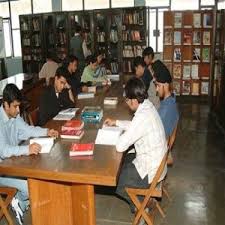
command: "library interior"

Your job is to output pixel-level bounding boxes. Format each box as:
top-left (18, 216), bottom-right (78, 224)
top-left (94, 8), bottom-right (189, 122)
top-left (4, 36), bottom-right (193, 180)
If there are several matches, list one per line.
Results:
top-left (0, 0), bottom-right (225, 225)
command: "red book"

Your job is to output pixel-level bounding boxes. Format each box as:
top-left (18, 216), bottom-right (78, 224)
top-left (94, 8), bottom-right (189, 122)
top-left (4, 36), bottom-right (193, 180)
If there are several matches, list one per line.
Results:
top-left (60, 130), bottom-right (84, 139)
top-left (61, 120), bottom-right (84, 131)
top-left (70, 143), bottom-right (94, 156)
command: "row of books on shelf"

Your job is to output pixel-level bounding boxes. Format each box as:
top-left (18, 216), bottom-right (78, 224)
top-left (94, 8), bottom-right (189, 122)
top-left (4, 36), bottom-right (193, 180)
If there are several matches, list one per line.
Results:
top-left (21, 18), bottom-right (41, 31)
top-left (122, 11), bottom-right (144, 25)
top-left (165, 12), bottom-right (213, 29)
top-left (164, 47), bottom-right (210, 63)
top-left (123, 45), bottom-right (145, 58)
top-left (122, 30), bottom-right (145, 42)
top-left (173, 80), bottom-right (209, 96)
top-left (165, 30), bottom-right (211, 46)
top-left (165, 63), bottom-right (210, 80)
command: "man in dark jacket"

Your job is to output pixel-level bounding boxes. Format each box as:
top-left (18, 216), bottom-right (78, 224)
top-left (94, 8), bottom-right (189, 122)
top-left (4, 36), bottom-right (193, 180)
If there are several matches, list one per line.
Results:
top-left (38, 66), bottom-right (75, 126)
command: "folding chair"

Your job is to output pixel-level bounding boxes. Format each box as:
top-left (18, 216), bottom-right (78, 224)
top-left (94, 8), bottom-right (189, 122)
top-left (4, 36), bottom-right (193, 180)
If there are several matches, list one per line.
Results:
top-left (126, 151), bottom-right (169, 225)
top-left (167, 122), bottom-right (179, 166)
top-left (0, 187), bottom-right (17, 225)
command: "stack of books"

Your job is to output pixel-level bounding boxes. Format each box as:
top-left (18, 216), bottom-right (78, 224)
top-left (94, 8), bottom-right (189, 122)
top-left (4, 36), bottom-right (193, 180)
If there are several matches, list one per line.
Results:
top-left (69, 143), bottom-right (94, 156)
top-left (104, 97), bottom-right (118, 106)
top-left (53, 108), bottom-right (79, 121)
top-left (81, 106), bottom-right (103, 123)
top-left (60, 120), bottom-right (84, 139)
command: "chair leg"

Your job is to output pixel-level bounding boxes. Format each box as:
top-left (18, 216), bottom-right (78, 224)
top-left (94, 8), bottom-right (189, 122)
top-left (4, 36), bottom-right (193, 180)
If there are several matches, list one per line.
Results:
top-left (154, 199), bottom-right (166, 218)
top-left (163, 187), bottom-right (171, 201)
top-left (0, 195), bottom-right (14, 225)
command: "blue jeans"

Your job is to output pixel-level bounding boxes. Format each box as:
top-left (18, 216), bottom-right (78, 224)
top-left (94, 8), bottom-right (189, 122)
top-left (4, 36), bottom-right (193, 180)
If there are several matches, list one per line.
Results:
top-left (0, 177), bottom-right (29, 212)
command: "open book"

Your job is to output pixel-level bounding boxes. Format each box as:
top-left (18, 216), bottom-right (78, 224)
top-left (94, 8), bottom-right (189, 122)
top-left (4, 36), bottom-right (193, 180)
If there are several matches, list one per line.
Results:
top-left (53, 108), bottom-right (79, 121)
top-left (95, 125), bottom-right (123, 146)
top-left (29, 137), bottom-right (55, 153)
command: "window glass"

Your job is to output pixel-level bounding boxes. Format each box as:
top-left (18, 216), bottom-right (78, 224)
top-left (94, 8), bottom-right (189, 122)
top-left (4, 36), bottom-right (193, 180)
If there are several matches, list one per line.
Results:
top-left (3, 19), bottom-right (12, 57)
top-left (12, 30), bottom-right (22, 57)
top-left (62, 0), bottom-right (83, 11)
top-left (158, 8), bottom-right (168, 52)
top-left (149, 9), bottom-right (156, 52)
top-left (33, 0), bottom-right (52, 13)
top-left (11, 0), bottom-right (31, 29)
top-left (146, 0), bottom-right (169, 7)
top-left (201, 0), bottom-right (214, 5)
top-left (0, 2), bottom-right (10, 18)
top-left (111, 0), bottom-right (134, 8)
top-left (171, 0), bottom-right (199, 10)
top-left (85, 0), bottom-right (109, 10)
top-left (218, 2), bottom-right (225, 9)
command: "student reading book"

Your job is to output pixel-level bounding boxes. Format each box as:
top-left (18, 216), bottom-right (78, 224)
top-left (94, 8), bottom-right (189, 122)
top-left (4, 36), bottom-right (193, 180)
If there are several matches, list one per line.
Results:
top-left (81, 54), bottom-right (108, 85)
top-left (104, 78), bottom-right (167, 214)
top-left (38, 66), bottom-right (75, 126)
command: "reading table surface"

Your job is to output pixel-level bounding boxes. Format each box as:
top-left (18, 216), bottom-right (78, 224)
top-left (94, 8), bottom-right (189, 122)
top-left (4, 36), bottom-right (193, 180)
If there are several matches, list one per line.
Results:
top-left (0, 82), bottom-right (132, 225)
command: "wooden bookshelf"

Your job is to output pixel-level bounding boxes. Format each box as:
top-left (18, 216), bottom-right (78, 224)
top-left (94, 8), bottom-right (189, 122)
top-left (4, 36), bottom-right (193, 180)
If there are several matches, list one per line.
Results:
top-left (163, 10), bottom-right (214, 96)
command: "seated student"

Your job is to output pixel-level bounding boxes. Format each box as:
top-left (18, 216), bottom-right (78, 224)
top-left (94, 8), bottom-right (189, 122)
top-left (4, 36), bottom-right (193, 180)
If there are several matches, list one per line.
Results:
top-left (63, 55), bottom-right (88, 96)
top-left (104, 78), bottom-right (167, 213)
top-left (39, 52), bottom-right (59, 85)
top-left (133, 56), bottom-right (159, 109)
top-left (38, 66), bottom-right (75, 126)
top-left (0, 84), bottom-right (58, 224)
top-left (152, 60), bottom-right (179, 138)
top-left (94, 52), bottom-right (109, 78)
top-left (81, 54), bottom-right (108, 85)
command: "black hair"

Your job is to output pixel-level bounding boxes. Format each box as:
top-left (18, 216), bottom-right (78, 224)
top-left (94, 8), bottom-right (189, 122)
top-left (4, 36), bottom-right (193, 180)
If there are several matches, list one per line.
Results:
top-left (142, 47), bottom-right (154, 59)
top-left (125, 77), bottom-right (148, 104)
top-left (63, 55), bottom-right (78, 68)
top-left (75, 25), bottom-right (82, 33)
top-left (3, 83), bottom-right (23, 105)
top-left (55, 66), bottom-right (70, 80)
top-left (133, 56), bottom-right (145, 68)
top-left (86, 54), bottom-right (98, 65)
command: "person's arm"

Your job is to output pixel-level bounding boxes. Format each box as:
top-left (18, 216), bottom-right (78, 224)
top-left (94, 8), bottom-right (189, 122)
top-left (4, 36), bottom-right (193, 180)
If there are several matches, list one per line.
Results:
top-left (116, 115), bottom-right (146, 152)
top-left (81, 67), bottom-right (94, 83)
top-left (0, 129), bottom-right (29, 158)
top-left (39, 64), bottom-right (46, 80)
top-left (116, 120), bottom-right (132, 131)
top-left (61, 90), bottom-right (75, 109)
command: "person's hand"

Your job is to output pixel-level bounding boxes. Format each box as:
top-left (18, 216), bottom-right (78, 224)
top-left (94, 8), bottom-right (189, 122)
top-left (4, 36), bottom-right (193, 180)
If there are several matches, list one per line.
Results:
top-left (65, 82), bottom-right (71, 90)
top-left (82, 86), bottom-right (88, 92)
top-left (29, 143), bottom-right (41, 155)
top-left (104, 118), bottom-right (116, 126)
top-left (47, 129), bottom-right (59, 138)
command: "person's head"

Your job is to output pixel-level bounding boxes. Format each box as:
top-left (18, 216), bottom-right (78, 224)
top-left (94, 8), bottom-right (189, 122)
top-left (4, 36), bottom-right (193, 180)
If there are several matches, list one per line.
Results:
top-left (75, 25), bottom-right (82, 34)
top-left (86, 55), bottom-right (98, 71)
top-left (46, 52), bottom-right (57, 62)
top-left (133, 56), bottom-right (145, 78)
top-left (95, 51), bottom-right (103, 65)
top-left (142, 47), bottom-right (154, 66)
top-left (2, 84), bottom-right (23, 118)
top-left (124, 77), bottom-right (148, 111)
top-left (152, 60), bottom-right (172, 99)
top-left (64, 55), bottom-right (78, 74)
top-left (54, 66), bottom-right (69, 93)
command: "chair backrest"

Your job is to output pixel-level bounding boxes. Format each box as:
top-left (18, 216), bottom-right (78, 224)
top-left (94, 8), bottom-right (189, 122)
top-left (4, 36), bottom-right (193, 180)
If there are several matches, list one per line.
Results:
top-left (28, 107), bottom-right (39, 126)
top-left (141, 150), bottom-right (169, 206)
top-left (168, 122), bottom-right (178, 151)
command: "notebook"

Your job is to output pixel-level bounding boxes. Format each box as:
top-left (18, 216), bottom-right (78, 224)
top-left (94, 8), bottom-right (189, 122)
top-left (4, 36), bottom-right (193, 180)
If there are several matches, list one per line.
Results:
top-left (29, 137), bottom-right (55, 153)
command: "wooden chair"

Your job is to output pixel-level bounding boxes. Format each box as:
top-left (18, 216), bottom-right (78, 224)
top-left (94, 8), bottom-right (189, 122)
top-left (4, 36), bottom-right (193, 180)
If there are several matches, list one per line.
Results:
top-left (0, 187), bottom-right (17, 225)
top-left (126, 151), bottom-right (169, 225)
top-left (28, 107), bottom-right (39, 126)
top-left (167, 122), bottom-right (179, 166)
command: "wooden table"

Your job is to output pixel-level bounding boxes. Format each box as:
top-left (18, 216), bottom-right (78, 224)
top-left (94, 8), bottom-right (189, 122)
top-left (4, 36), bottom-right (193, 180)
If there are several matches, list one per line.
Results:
top-left (0, 82), bottom-right (132, 225)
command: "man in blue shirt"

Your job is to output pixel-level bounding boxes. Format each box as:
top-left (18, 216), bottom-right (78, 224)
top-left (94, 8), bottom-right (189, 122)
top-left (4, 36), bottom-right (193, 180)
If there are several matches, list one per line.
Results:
top-left (0, 83), bottom-right (58, 224)
top-left (152, 60), bottom-right (179, 138)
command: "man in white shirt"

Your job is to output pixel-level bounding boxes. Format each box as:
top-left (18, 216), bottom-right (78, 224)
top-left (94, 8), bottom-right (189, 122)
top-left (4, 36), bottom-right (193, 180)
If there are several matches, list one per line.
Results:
top-left (39, 52), bottom-right (59, 85)
top-left (104, 77), bottom-right (167, 213)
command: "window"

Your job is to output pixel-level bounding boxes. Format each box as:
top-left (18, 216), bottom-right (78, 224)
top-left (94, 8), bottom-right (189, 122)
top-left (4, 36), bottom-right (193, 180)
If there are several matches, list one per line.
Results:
top-left (62, 0), bottom-right (83, 11)
top-left (171, 0), bottom-right (199, 10)
top-left (84, 0), bottom-right (109, 10)
top-left (146, 0), bottom-right (169, 7)
top-left (158, 8), bottom-right (168, 52)
top-left (3, 19), bottom-right (12, 57)
top-left (218, 2), bottom-right (225, 9)
top-left (149, 9), bottom-right (156, 52)
top-left (12, 30), bottom-right (22, 57)
top-left (10, 0), bottom-right (32, 29)
top-left (0, 2), bottom-right (10, 18)
top-left (111, 0), bottom-right (134, 8)
top-left (201, 0), bottom-right (215, 5)
top-left (33, 0), bottom-right (52, 13)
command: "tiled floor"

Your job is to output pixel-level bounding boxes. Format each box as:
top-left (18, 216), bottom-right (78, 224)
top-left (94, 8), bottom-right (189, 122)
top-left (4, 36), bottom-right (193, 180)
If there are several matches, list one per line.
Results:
top-left (1, 100), bottom-right (225, 225)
